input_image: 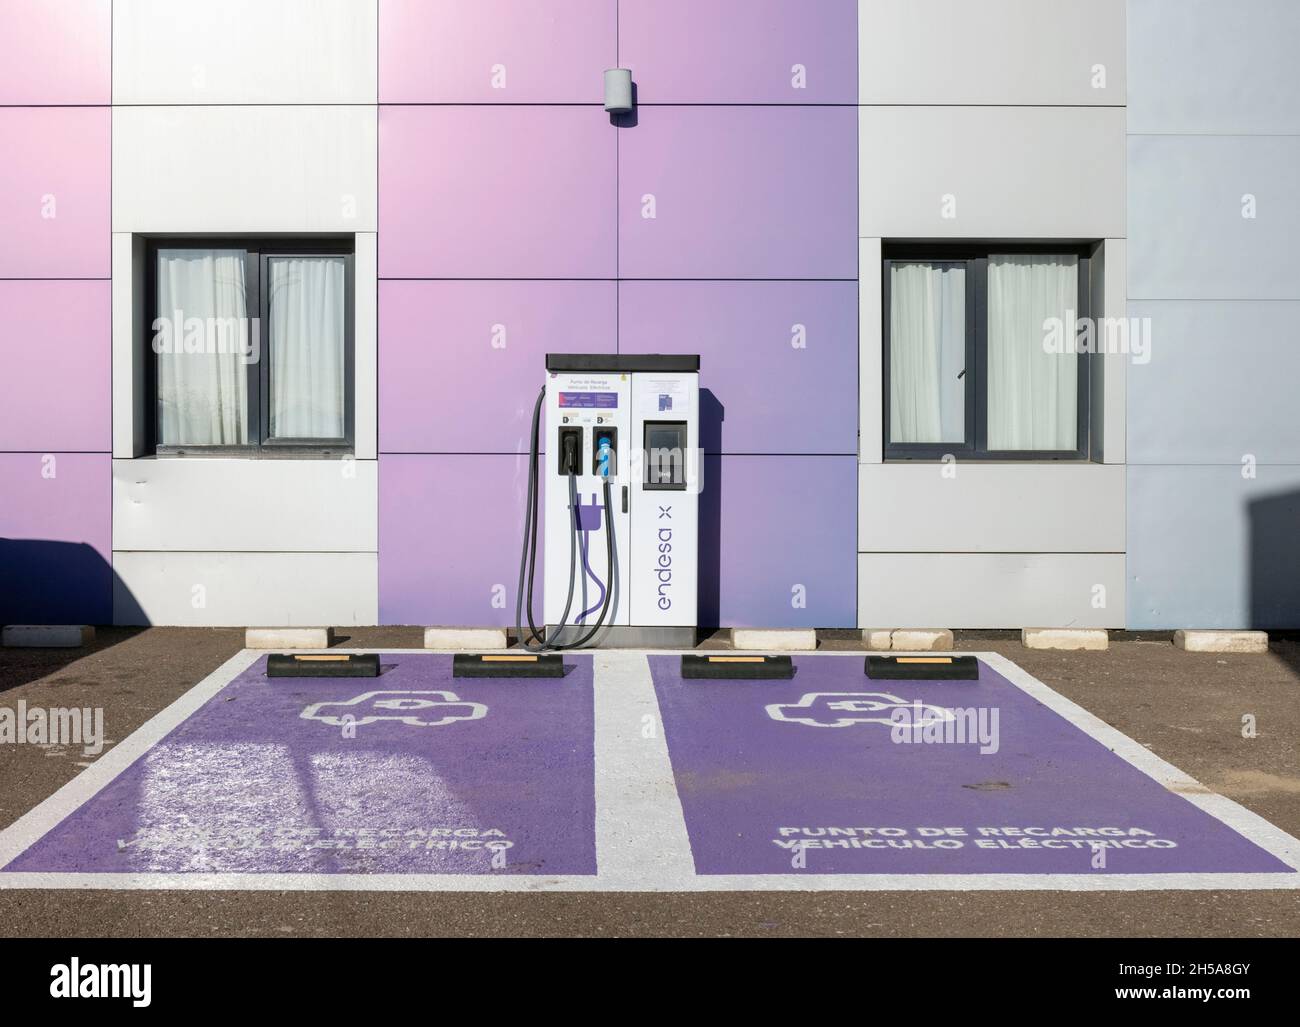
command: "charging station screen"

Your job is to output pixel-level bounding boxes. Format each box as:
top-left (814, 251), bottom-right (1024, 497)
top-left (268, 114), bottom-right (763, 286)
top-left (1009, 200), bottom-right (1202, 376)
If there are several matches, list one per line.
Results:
top-left (558, 392), bottom-right (618, 409)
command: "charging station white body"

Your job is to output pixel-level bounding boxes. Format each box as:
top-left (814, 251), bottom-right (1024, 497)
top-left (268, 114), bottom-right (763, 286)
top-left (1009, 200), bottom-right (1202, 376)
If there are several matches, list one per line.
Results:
top-left (542, 355), bottom-right (699, 646)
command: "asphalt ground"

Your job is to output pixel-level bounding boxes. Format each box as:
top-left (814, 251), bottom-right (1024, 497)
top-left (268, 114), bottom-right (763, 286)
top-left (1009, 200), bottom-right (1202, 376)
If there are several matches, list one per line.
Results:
top-left (2, 627), bottom-right (1298, 938)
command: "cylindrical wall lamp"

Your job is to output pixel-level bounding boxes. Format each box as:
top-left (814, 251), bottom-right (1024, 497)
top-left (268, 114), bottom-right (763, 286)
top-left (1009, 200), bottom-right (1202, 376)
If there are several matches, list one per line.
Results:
top-left (604, 68), bottom-right (633, 113)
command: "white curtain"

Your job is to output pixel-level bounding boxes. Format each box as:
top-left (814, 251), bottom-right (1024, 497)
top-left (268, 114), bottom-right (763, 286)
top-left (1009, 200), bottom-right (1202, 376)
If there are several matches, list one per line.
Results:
top-left (987, 254), bottom-right (1078, 451)
top-left (268, 256), bottom-right (346, 440)
top-left (889, 262), bottom-right (966, 444)
top-left (156, 249), bottom-right (249, 445)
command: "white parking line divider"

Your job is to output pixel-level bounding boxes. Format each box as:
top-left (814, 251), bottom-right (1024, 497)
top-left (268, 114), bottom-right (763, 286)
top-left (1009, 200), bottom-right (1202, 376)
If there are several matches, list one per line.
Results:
top-left (593, 651), bottom-right (694, 888)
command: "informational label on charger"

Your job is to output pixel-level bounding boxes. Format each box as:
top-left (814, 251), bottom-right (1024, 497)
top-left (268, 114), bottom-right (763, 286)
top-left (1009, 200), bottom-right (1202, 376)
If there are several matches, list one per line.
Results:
top-left (558, 392), bottom-right (618, 409)
top-left (641, 378), bottom-right (686, 413)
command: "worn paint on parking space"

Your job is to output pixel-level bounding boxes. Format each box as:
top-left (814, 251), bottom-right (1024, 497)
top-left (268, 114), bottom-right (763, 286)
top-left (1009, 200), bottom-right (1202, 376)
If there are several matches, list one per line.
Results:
top-left (3, 654), bottom-right (596, 875)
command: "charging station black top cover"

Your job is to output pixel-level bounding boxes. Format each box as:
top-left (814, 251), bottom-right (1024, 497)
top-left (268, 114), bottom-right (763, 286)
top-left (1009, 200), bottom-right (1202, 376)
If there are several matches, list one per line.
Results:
top-left (546, 353), bottom-right (700, 373)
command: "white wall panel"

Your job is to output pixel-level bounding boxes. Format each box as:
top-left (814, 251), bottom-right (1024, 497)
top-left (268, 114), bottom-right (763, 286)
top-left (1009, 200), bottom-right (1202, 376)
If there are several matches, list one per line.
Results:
top-left (113, 551), bottom-right (378, 626)
top-left (860, 0), bottom-right (1125, 106)
top-left (113, 105), bottom-right (378, 233)
top-left (859, 552), bottom-right (1125, 628)
top-left (860, 106), bottom-right (1125, 239)
top-left (111, 233), bottom-right (146, 459)
top-left (354, 232), bottom-right (378, 460)
top-left (859, 464), bottom-right (1125, 554)
top-left (858, 237), bottom-right (882, 464)
top-left (113, 0), bottom-right (377, 105)
top-left (113, 459), bottom-right (377, 553)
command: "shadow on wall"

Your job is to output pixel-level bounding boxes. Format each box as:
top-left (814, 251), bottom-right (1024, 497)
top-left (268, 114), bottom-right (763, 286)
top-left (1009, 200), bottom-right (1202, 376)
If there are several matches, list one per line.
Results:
top-left (0, 539), bottom-right (147, 692)
top-left (698, 389), bottom-right (723, 630)
top-left (0, 538), bottom-right (121, 626)
top-left (1248, 490), bottom-right (1300, 680)
top-left (1247, 490), bottom-right (1300, 630)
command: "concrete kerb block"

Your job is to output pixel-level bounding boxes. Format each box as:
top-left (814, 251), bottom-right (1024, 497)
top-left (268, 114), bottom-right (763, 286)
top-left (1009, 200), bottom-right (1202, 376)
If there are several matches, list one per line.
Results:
top-left (1022, 628), bottom-right (1109, 651)
top-left (731, 628), bottom-right (817, 651)
top-left (1174, 630), bottom-right (1268, 654)
top-left (423, 627), bottom-right (510, 651)
top-left (246, 627), bottom-right (335, 650)
top-left (2, 625), bottom-right (95, 648)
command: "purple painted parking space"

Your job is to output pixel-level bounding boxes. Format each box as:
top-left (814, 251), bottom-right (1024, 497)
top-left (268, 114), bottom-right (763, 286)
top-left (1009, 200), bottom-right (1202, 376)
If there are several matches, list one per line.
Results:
top-left (649, 655), bottom-right (1292, 876)
top-left (5, 655), bottom-right (595, 876)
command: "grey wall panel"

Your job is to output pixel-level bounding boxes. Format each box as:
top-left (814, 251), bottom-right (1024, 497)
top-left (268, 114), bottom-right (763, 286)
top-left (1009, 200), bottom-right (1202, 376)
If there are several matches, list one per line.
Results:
top-left (114, 0), bottom-right (378, 104)
top-left (860, 0), bottom-right (1125, 107)
top-left (113, 551), bottom-right (379, 626)
top-left (1128, 135), bottom-right (1300, 300)
top-left (861, 106), bottom-right (1125, 239)
top-left (1127, 465), bottom-right (1300, 629)
top-left (859, 553), bottom-right (1125, 629)
top-left (1128, 300), bottom-right (1300, 465)
top-left (859, 464), bottom-right (1125, 554)
top-left (113, 105), bottom-right (378, 233)
top-left (1129, 0), bottom-right (1300, 135)
top-left (113, 459), bottom-right (378, 553)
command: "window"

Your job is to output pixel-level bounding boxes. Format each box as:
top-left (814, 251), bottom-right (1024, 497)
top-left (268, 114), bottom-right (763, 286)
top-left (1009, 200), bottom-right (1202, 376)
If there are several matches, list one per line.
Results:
top-left (146, 239), bottom-right (354, 454)
top-left (883, 245), bottom-right (1090, 460)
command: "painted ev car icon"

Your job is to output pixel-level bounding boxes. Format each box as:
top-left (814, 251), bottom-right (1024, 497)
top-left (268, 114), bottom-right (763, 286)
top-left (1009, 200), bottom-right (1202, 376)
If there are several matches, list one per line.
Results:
top-left (765, 692), bottom-right (956, 729)
top-left (300, 690), bottom-right (487, 728)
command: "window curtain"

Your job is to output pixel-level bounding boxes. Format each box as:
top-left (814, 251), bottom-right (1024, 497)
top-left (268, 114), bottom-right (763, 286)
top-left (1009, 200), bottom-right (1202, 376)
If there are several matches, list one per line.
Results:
top-left (889, 262), bottom-right (966, 444)
top-left (156, 249), bottom-right (249, 445)
top-left (987, 254), bottom-right (1078, 451)
top-left (268, 256), bottom-right (346, 440)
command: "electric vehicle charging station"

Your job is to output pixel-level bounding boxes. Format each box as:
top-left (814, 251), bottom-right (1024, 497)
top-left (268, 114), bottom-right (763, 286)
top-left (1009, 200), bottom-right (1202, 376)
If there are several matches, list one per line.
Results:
top-left (517, 354), bottom-right (700, 649)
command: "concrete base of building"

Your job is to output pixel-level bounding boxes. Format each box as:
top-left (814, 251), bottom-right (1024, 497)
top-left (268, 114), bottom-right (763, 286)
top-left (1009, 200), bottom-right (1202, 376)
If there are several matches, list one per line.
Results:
top-left (245, 627), bottom-right (335, 650)
top-left (1, 625), bottom-right (95, 648)
top-left (1173, 629), bottom-right (1269, 654)
top-left (863, 629), bottom-right (954, 651)
top-left (423, 627), bottom-right (509, 650)
top-left (1022, 628), bottom-right (1110, 651)
top-left (731, 628), bottom-right (817, 651)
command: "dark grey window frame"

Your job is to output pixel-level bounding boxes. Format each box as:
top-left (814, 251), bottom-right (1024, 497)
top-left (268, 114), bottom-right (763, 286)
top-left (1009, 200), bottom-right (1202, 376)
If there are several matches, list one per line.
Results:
top-left (882, 242), bottom-right (1092, 462)
top-left (145, 237), bottom-right (355, 458)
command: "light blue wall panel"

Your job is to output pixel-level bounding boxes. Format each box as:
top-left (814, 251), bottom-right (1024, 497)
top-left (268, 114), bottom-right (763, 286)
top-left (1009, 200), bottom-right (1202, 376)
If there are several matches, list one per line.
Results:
top-left (1128, 301), bottom-right (1300, 465)
top-left (1128, 466), bottom-right (1300, 629)
top-left (1128, 134), bottom-right (1300, 300)
top-left (1129, 0), bottom-right (1300, 135)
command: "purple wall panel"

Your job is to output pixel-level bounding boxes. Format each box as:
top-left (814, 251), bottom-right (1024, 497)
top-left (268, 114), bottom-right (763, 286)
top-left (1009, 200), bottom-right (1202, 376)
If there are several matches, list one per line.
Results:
top-left (380, 454), bottom-right (541, 626)
top-left (379, 105), bottom-right (616, 279)
top-left (620, 0), bottom-right (856, 104)
top-left (381, 454), bottom-right (854, 628)
top-left (380, 280), bottom-right (616, 454)
top-left (379, 0), bottom-right (615, 104)
top-left (704, 455), bottom-right (856, 628)
top-left (0, 453), bottom-right (111, 623)
top-left (0, 281), bottom-right (110, 452)
top-left (0, 0), bottom-right (111, 105)
top-left (618, 106), bottom-right (857, 279)
top-left (618, 281), bottom-right (857, 455)
top-left (0, 107), bottom-right (110, 279)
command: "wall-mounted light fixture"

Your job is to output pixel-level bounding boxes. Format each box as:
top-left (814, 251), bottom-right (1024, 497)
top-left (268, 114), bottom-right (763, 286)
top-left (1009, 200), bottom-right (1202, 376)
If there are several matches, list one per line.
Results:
top-left (604, 68), bottom-right (633, 114)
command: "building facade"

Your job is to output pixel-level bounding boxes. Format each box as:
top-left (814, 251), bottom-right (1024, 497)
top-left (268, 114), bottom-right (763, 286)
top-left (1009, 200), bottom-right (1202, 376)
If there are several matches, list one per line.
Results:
top-left (0, 1), bottom-right (1294, 631)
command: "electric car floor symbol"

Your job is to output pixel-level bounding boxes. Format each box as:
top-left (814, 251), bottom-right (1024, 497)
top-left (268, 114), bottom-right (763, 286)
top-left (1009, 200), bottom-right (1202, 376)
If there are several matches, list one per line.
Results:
top-left (766, 692), bottom-right (956, 729)
top-left (300, 691), bottom-right (487, 728)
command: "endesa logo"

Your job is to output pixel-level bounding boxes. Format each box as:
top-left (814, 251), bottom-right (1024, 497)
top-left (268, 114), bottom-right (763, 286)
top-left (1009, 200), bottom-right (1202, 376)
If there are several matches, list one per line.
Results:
top-left (655, 505), bottom-right (673, 610)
